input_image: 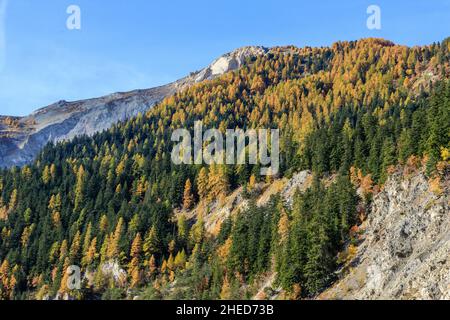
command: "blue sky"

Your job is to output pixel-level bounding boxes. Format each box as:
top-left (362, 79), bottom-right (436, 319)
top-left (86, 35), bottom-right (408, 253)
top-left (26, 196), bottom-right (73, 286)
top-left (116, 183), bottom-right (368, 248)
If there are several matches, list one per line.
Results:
top-left (0, 0), bottom-right (449, 116)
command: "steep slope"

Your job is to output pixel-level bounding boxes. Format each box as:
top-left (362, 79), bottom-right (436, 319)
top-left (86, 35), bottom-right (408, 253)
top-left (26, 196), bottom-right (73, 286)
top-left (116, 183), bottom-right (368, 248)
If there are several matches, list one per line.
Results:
top-left (185, 165), bottom-right (450, 301)
top-left (0, 46), bottom-right (267, 168)
top-left (321, 167), bottom-right (450, 300)
top-left (0, 38), bottom-right (448, 300)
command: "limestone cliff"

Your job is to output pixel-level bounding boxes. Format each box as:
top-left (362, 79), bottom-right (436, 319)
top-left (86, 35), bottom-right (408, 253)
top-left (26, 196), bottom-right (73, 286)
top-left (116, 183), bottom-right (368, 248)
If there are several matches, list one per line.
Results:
top-left (321, 168), bottom-right (449, 300)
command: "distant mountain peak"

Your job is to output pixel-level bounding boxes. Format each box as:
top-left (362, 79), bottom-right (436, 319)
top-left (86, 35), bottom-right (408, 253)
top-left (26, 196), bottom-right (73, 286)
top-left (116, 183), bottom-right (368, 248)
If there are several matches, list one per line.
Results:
top-left (186, 46), bottom-right (268, 84)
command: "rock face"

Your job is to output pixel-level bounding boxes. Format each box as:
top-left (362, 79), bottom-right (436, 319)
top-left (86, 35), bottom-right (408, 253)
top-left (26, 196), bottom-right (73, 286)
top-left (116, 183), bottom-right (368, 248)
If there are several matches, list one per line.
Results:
top-left (0, 46), bottom-right (268, 168)
top-left (101, 260), bottom-right (128, 286)
top-left (321, 169), bottom-right (450, 300)
top-left (281, 170), bottom-right (312, 208)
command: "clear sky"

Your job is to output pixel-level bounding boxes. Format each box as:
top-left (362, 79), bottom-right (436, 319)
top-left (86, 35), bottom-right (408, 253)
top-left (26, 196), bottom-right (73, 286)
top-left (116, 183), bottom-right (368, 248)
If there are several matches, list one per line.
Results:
top-left (0, 0), bottom-right (449, 116)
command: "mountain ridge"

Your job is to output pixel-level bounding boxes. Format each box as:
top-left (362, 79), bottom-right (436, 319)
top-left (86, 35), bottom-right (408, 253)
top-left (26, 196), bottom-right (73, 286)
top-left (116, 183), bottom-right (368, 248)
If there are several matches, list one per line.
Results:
top-left (0, 45), bottom-right (268, 168)
top-left (2, 38), bottom-right (440, 168)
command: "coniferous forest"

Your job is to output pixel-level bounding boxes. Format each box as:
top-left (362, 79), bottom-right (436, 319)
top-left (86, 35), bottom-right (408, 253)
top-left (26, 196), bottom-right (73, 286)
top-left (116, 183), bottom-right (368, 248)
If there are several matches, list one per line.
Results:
top-left (0, 38), bottom-right (449, 300)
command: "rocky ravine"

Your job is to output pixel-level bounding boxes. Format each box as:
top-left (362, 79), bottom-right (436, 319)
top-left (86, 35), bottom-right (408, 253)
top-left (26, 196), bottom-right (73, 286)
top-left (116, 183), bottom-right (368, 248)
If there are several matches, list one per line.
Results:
top-left (321, 169), bottom-right (450, 300)
top-left (0, 46), bottom-right (268, 168)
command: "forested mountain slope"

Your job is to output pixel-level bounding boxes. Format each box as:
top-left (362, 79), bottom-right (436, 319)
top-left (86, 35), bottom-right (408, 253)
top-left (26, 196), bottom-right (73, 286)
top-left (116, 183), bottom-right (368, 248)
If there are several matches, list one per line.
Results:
top-left (0, 46), bottom-right (266, 168)
top-left (0, 38), bottom-right (448, 300)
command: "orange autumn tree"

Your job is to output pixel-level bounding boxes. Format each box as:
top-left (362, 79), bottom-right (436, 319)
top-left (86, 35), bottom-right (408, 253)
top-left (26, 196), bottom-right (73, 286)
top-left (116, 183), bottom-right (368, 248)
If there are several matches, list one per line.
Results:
top-left (128, 233), bottom-right (143, 288)
top-left (183, 179), bottom-right (194, 210)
